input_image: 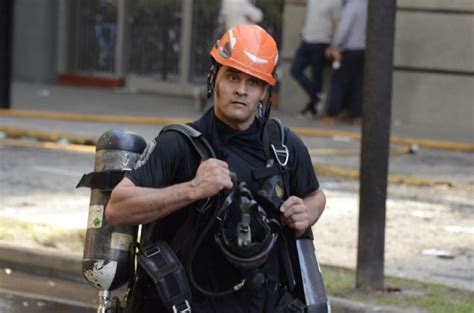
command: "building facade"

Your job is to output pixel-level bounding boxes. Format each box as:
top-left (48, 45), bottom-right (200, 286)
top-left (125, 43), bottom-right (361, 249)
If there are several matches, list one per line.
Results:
top-left (12, 0), bottom-right (474, 140)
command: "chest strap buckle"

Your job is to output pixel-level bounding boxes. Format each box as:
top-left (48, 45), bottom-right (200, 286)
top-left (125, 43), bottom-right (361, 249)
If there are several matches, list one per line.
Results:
top-left (173, 300), bottom-right (191, 313)
top-left (271, 143), bottom-right (289, 167)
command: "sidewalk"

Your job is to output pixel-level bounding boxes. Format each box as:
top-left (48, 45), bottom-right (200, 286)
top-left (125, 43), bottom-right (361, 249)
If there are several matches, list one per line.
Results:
top-left (4, 81), bottom-right (474, 145)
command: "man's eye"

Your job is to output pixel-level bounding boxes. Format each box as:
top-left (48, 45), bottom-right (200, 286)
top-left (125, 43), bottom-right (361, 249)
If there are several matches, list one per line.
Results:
top-left (248, 79), bottom-right (259, 87)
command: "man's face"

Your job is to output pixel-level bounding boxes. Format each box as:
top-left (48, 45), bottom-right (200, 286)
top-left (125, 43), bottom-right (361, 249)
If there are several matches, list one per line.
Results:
top-left (213, 66), bottom-right (268, 130)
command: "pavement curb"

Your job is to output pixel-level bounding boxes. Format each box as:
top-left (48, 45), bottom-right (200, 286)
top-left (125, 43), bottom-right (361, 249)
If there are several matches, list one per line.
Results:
top-left (1, 108), bottom-right (473, 152)
top-left (0, 125), bottom-right (97, 146)
top-left (0, 242), bottom-right (413, 313)
top-left (0, 242), bottom-right (83, 283)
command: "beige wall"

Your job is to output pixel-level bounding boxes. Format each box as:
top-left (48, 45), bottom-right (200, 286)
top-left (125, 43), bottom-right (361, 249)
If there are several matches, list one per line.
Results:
top-left (394, 11), bottom-right (474, 71)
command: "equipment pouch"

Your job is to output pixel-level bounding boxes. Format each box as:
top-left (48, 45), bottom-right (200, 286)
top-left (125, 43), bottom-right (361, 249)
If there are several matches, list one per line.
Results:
top-left (138, 241), bottom-right (192, 313)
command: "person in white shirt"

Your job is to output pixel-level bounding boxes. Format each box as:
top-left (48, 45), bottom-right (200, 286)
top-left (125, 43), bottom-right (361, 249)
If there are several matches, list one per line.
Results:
top-left (290, 0), bottom-right (342, 119)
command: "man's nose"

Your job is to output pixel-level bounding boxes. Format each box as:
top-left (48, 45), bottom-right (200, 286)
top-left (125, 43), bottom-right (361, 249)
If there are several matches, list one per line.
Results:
top-left (234, 80), bottom-right (247, 96)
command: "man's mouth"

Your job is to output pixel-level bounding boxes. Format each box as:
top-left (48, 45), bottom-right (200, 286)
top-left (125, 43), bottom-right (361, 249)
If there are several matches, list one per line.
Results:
top-left (231, 101), bottom-right (247, 106)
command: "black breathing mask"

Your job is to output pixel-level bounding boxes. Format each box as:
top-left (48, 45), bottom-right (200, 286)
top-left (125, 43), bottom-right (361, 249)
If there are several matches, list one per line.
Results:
top-left (214, 173), bottom-right (278, 289)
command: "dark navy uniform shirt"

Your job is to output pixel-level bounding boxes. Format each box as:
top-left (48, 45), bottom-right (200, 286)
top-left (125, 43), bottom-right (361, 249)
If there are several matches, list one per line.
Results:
top-left (125, 108), bottom-right (319, 313)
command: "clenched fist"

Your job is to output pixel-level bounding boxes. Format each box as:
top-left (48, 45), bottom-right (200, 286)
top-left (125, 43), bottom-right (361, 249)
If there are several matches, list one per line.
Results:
top-left (191, 158), bottom-right (233, 199)
top-left (280, 196), bottom-right (310, 237)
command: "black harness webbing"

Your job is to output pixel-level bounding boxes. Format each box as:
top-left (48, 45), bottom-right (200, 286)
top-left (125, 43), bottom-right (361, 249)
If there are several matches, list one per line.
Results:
top-left (254, 119), bottom-right (301, 294)
top-left (138, 124), bottom-right (215, 313)
top-left (137, 120), bottom-right (304, 309)
top-left (141, 124), bottom-right (216, 246)
top-left (76, 170), bottom-right (125, 190)
top-left (254, 118), bottom-right (291, 196)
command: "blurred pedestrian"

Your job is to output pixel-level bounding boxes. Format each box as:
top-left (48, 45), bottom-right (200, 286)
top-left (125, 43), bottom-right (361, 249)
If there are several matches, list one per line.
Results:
top-left (291, 0), bottom-right (342, 119)
top-left (221, 0), bottom-right (263, 30)
top-left (95, 0), bottom-right (116, 68)
top-left (323, 0), bottom-right (368, 125)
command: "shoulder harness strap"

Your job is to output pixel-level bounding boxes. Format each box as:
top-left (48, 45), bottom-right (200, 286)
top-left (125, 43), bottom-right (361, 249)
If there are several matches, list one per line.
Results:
top-left (160, 124), bottom-right (216, 160)
top-left (263, 118), bottom-right (289, 167)
top-left (256, 118), bottom-right (291, 198)
top-left (142, 124), bottom-right (216, 248)
top-left (259, 119), bottom-right (304, 295)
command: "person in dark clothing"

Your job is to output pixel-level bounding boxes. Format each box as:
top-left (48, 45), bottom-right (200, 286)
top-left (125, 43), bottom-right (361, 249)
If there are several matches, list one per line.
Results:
top-left (106, 24), bottom-right (326, 313)
top-left (95, 0), bottom-right (117, 68)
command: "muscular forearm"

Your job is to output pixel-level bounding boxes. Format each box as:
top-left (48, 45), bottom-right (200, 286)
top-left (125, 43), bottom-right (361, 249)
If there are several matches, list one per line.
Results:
top-left (303, 188), bottom-right (326, 227)
top-left (106, 159), bottom-right (233, 226)
top-left (106, 177), bottom-right (201, 225)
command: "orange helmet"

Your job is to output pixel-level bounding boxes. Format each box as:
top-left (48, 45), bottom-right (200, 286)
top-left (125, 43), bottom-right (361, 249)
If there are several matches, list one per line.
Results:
top-left (210, 24), bottom-right (278, 86)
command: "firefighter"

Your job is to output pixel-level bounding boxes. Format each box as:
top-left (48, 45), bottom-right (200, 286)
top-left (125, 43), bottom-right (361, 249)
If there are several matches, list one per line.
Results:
top-left (106, 24), bottom-right (326, 313)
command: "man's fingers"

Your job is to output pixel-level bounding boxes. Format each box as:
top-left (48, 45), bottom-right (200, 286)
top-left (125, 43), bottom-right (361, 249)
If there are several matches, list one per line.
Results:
top-left (280, 196), bottom-right (302, 213)
top-left (287, 220), bottom-right (308, 230)
top-left (208, 158), bottom-right (229, 169)
top-left (282, 210), bottom-right (308, 225)
top-left (281, 202), bottom-right (306, 219)
top-left (193, 159), bottom-right (233, 197)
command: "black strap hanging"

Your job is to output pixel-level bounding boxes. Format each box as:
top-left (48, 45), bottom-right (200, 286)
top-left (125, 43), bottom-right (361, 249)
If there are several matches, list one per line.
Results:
top-left (76, 170), bottom-right (126, 190)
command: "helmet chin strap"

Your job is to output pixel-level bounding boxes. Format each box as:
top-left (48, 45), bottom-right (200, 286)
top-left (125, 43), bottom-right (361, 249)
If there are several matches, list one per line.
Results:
top-left (260, 87), bottom-right (273, 123)
top-left (207, 59), bottom-right (220, 98)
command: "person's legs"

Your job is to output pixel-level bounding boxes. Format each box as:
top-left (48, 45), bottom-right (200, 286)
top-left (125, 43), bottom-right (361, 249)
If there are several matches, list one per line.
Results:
top-left (347, 50), bottom-right (364, 121)
top-left (290, 41), bottom-right (316, 115)
top-left (308, 43), bottom-right (329, 115)
top-left (344, 50), bottom-right (364, 122)
top-left (325, 55), bottom-right (352, 122)
top-left (102, 22), bottom-right (117, 63)
top-left (95, 24), bottom-right (107, 66)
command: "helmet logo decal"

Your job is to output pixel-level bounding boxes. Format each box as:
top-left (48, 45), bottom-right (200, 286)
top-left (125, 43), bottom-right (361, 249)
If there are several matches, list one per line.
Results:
top-left (219, 29), bottom-right (237, 59)
top-left (228, 29), bottom-right (237, 49)
top-left (244, 50), bottom-right (268, 64)
top-left (220, 42), bottom-right (232, 59)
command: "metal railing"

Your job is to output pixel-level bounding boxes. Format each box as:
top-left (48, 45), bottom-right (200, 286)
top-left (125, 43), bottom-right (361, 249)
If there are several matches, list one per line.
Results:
top-left (128, 0), bottom-right (182, 80)
top-left (63, 0), bottom-right (282, 84)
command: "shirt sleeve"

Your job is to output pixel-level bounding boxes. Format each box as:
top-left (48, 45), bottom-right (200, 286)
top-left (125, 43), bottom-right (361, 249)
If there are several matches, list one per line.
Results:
top-left (331, 0), bottom-right (343, 20)
top-left (332, 2), bottom-right (356, 49)
top-left (125, 132), bottom-right (194, 188)
top-left (286, 129), bottom-right (320, 197)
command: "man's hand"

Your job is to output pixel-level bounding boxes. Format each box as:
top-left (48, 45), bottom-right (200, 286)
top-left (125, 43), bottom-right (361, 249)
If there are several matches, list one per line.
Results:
top-left (325, 47), bottom-right (342, 61)
top-left (280, 196), bottom-right (310, 237)
top-left (191, 158), bottom-right (233, 199)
